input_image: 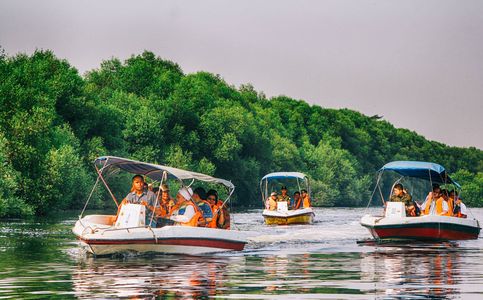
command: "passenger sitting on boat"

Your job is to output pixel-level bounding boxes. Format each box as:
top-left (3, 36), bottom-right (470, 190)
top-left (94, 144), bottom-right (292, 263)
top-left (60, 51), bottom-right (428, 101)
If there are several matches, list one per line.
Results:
top-left (154, 184), bottom-right (176, 227)
top-left (169, 187), bottom-right (202, 226)
top-left (292, 191), bottom-right (301, 209)
top-left (421, 186), bottom-right (450, 216)
top-left (441, 189), bottom-right (453, 216)
top-left (119, 174), bottom-right (158, 227)
top-left (278, 186), bottom-right (291, 203)
top-left (451, 190), bottom-right (467, 218)
top-left (389, 184), bottom-right (418, 216)
top-left (207, 189), bottom-right (230, 229)
top-left (266, 192), bottom-right (278, 211)
top-left (207, 189), bottom-right (221, 207)
top-left (193, 187), bottom-right (213, 227)
top-left (421, 184), bottom-right (437, 214)
top-left (301, 189), bottom-right (311, 208)
top-left (155, 183), bottom-right (175, 213)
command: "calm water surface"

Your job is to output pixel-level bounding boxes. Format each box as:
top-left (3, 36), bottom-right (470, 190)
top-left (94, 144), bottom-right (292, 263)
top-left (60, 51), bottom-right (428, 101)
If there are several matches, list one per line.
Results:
top-left (0, 207), bottom-right (482, 299)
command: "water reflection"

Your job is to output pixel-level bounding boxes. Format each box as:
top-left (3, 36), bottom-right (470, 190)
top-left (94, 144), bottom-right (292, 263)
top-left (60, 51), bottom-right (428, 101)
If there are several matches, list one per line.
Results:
top-left (360, 243), bottom-right (463, 299)
top-left (70, 252), bottom-right (369, 298)
top-left (73, 255), bottom-right (231, 298)
top-left (0, 208), bottom-right (481, 299)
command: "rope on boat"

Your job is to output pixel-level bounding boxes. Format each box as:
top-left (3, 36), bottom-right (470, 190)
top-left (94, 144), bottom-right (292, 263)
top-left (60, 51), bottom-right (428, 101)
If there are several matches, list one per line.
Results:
top-left (147, 226), bottom-right (158, 244)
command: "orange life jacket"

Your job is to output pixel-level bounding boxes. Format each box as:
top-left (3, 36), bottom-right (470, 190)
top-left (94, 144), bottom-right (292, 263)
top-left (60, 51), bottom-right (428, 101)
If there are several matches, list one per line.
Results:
top-left (423, 195), bottom-right (444, 215)
top-left (154, 201), bottom-right (170, 218)
top-left (174, 202), bottom-right (202, 227)
top-left (423, 198), bottom-right (433, 215)
top-left (206, 206), bottom-right (219, 228)
top-left (195, 200), bottom-right (213, 227)
top-left (433, 197), bottom-right (450, 215)
top-left (446, 198), bottom-right (454, 217)
top-left (303, 195), bottom-right (311, 208)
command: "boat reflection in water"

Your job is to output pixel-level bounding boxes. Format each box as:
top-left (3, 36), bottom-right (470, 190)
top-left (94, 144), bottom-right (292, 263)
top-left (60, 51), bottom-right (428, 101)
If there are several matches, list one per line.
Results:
top-left (70, 251), bottom-right (367, 298)
top-left (360, 243), bottom-right (462, 298)
top-left (72, 255), bottom-right (231, 298)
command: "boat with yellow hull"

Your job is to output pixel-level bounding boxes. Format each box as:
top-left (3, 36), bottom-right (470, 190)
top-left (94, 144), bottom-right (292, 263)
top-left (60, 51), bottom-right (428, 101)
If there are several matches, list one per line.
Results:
top-left (262, 208), bottom-right (315, 225)
top-left (260, 172), bottom-right (315, 226)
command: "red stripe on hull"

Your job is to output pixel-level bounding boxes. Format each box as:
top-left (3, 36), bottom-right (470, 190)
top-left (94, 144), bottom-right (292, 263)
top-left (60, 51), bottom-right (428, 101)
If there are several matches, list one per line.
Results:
top-left (371, 227), bottom-right (478, 240)
top-left (79, 237), bottom-right (246, 251)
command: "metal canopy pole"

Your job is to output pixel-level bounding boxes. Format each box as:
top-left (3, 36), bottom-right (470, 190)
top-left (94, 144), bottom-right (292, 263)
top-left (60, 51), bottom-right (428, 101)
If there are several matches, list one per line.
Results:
top-left (96, 160), bottom-right (119, 208)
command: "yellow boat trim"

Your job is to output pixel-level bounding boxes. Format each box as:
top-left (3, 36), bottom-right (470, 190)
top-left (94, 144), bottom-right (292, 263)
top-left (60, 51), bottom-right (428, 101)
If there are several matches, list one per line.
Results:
top-left (264, 213), bottom-right (314, 225)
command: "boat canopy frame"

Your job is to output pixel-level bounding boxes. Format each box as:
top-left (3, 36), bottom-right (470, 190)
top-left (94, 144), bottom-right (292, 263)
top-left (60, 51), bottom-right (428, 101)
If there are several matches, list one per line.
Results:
top-left (366, 160), bottom-right (461, 208)
top-left (260, 172), bottom-right (311, 204)
top-left (80, 156), bottom-right (235, 221)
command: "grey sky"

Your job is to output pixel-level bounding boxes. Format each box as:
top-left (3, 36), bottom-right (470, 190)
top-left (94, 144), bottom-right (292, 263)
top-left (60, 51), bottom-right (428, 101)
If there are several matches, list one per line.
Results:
top-left (1, 0), bottom-right (482, 149)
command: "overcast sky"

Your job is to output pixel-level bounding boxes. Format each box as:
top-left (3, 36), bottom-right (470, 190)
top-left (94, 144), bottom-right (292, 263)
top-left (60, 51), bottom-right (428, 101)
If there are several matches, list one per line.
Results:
top-left (1, 0), bottom-right (482, 149)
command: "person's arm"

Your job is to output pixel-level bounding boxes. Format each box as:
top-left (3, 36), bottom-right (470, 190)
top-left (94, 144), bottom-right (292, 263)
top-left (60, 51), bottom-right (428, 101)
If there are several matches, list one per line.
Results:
top-left (170, 205), bottom-right (195, 223)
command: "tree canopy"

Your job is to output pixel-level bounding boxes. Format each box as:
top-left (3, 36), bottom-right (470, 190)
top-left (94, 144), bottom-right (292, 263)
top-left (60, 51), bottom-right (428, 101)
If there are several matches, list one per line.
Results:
top-left (0, 49), bottom-right (481, 217)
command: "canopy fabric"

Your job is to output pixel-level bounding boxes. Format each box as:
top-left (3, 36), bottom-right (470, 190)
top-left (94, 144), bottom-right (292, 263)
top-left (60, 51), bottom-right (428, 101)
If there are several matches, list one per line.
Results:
top-left (95, 156), bottom-right (234, 190)
top-left (261, 172), bottom-right (307, 181)
top-left (379, 161), bottom-right (460, 188)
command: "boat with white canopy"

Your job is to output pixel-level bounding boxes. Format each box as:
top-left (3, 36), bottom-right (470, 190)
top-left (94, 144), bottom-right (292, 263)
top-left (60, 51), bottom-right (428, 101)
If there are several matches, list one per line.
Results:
top-left (360, 161), bottom-right (481, 241)
top-left (73, 156), bottom-right (247, 255)
top-left (260, 172), bottom-right (315, 225)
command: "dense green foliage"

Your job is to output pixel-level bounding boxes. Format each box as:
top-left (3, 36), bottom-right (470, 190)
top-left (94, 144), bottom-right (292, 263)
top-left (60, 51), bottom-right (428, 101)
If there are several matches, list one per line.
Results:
top-left (0, 50), bottom-right (481, 217)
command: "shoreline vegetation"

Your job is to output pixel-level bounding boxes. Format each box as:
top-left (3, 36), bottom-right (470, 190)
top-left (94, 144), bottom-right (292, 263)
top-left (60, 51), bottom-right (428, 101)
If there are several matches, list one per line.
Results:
top-left (0, 49), bottom-right (481, 218)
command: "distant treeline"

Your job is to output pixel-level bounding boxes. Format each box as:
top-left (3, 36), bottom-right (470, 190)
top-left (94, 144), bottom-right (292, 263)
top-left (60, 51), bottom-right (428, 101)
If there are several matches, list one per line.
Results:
top-left (0, 50), bottom-right (481, 217)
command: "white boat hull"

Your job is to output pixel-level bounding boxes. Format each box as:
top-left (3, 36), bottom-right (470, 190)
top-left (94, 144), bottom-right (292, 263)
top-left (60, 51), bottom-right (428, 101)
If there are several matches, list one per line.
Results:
top-left (360, 214), bottom-right (481, 241)
top-left (73, 215), bottom-right (247, 255)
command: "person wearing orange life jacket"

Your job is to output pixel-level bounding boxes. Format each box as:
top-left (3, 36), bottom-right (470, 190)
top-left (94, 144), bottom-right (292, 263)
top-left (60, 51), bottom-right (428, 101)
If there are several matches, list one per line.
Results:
top-left (169, 187), bottom-right (202, 226)
top-left (421, 186), bottom-right (449, 216)
top-left (154, 184), bottom-right (177, 227)
top-left (301, 189), bottom-right (311, 208)
top-left (207, 189), bottom-right (230, 229)
top-left (441, 189), bottom-right (453, 216)
top-left (192, 187), bottom-right (213, 227)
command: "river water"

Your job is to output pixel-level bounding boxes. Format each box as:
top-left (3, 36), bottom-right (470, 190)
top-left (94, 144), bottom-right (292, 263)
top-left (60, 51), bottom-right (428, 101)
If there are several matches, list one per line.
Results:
top-left (0, 207), bottom-right (482, 299)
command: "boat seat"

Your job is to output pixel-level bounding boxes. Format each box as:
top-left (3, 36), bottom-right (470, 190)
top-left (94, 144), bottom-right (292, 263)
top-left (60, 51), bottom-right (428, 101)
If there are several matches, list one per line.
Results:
top-left (277, 201), bottom-right (288, 213)
top-left (115, 204), bottom-right (146, 228)
top-left (385, 202), bottom-right (405, 218)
